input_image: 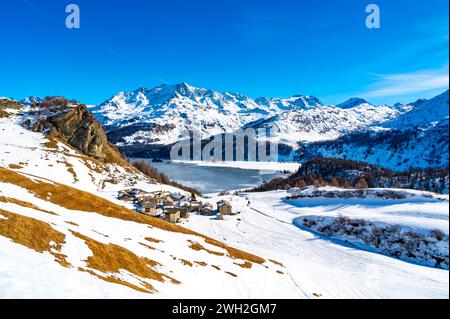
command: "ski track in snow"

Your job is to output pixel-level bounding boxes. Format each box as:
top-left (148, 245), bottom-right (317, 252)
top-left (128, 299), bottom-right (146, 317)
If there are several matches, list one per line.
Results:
top-left (184, 191), bottom-right (449, 299)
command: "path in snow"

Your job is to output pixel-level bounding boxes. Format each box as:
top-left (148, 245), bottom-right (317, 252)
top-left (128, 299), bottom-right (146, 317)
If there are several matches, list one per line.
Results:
top-left (184, 191), bottom-right (449, 298)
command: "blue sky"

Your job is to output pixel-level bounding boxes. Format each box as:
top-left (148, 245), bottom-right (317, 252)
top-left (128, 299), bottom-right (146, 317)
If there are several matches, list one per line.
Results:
top-left (0, 0), bottom-right (448, 105)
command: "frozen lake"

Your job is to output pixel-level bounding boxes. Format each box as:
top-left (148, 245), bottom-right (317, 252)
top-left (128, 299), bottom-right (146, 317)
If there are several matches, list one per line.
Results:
top-left (131, 159), bottom-right (290, 194)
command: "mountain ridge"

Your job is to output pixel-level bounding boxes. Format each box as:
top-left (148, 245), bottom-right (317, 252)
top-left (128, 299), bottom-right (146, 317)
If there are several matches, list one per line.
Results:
top-left (18, 84), bottom-right (450, 171)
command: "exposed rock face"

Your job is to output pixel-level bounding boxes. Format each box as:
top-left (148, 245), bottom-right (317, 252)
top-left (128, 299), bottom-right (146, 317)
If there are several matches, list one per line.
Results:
top-left (30, 100), bottom-right (121, 162)
top-left (0, 98), bottom-right (22, 110)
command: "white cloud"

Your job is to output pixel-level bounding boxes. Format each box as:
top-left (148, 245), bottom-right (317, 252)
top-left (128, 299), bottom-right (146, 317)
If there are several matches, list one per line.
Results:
top-left (363, 66), bottom-right (449, 98)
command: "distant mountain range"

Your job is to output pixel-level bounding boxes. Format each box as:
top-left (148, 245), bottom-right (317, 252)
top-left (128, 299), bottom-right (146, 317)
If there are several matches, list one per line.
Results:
top-left (19, 84), bottom-right (449, 171)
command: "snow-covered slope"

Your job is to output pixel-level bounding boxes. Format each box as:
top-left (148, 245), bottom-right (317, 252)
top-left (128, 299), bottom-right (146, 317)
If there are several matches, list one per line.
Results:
top-left (380, 90), bottom-right (449, 130)
top-left (244, 103), bottom-right (406, 145)
top-left (183, 188), bottom-right (449, 298)
top-left (0, 102), bottom-right (296, 298)
top-left (1, 99), bottom-right (449, 298)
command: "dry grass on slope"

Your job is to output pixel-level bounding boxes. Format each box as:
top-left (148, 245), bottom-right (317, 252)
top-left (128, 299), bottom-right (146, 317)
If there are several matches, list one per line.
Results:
top-left (0, 208), bottom-right (68, 267)
top-left (0, 167), bottom-right (266, 266)
top-left (188, 240), bottom-right (225, 256)
top-left (72, 231), bottom-right (176, 294)
top-left (0, 195), bottom-right (58, 216)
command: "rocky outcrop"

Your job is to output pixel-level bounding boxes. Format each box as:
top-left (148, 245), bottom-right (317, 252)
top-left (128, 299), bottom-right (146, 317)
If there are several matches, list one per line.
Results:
top-left (29, 98), bottom-right (124, 163)
top-left (0, 98), bottom-right (22, 110)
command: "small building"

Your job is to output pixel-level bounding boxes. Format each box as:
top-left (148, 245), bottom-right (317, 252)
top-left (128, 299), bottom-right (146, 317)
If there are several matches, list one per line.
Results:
top-left (135, 193), bottom-right (155, 204)
top-left (163, 207), bottom-right (180, 223)
top-left (152, 191), bottom-right (171, 198)
top-left (171, 192), bottom-right (184, 201)
top-left (118, 189), bottom-right (132, 196)
top-left (163, 196), bottom-right (175, 207)
top-left (130, 188), bottom-right (143, 196)
top-left (179, 207), bottom-right (190, 219)
top-left (200, 203), bottom-right (214, 216)
top-left (217, 200), bottom-right (233, 215)
top-left (179, 199), bottom-right (191, 208)
top-left (118, 193), bottom-right (133, 201)
top-left (190, 200), bottom-right (202, 212)
top-left (141, 201), bottom-right (159, 216)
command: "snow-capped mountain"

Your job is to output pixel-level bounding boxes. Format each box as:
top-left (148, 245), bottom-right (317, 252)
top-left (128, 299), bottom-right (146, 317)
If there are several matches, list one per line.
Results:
top-left (92, 83), bottom-right (278, 145)
top-left (91, 83), bottom-right (410, 148)
top-left (19, 96), bottom-right (43, 107)
top-left (298, 91), bottom-right (449, 170)
top-left (380, 90), bottom-right (449, 130)
top-left (336, 97), bottom-right (371, 109)
top-left (244, 102), bottom-right (407, 145)
top-left (255, 94), bottom-right (323, 110)
top-left (26, 84), bottom-right (448, 171)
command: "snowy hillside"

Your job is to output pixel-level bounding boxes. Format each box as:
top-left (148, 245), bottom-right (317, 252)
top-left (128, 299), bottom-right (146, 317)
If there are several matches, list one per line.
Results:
top-left (183, 188), bottom-right (449, 298)
top-left (0, 101), bottom-right (295, 298)
top-left (289, 187), bottom-right (449, 269)
top-left (1, 98), bottom-right (449, 299)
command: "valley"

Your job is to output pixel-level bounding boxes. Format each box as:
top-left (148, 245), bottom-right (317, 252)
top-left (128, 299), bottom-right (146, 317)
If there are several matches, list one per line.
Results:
top-left (0, 88), bottom-right (448, 299)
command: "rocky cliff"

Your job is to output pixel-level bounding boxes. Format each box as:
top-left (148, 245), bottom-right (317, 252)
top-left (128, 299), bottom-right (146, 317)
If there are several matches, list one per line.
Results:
top-left (27, 97), bottom-right (125, 164)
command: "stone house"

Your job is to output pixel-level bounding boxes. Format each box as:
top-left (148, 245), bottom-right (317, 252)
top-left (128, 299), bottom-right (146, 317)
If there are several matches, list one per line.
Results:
top-left (200, 203), bottom-right (214, 216)
top-left (179, 207), bottom-right (190, 219)
top-left (141, 200), bottom-right (159, 216)
top-left (163, 207), bottom-right (181, 223)
top-left (163, 196), bottom-right (175, 207)
top-left (190, 200), bottom-right (202, 212)
top-left (217, 200), bottom-right (233, 215)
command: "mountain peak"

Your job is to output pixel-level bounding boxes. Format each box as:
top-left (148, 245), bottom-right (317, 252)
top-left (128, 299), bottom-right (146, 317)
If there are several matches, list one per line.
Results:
top-left (19, 96), bottom-right (43, 107)
top-left (336, 97), bottom-right (370, 109)
top-left (290, 95), bottom-right (322, 108)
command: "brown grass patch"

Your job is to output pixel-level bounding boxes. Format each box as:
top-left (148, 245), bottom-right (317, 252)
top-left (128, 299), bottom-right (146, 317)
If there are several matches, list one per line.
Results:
top-left (276, 270), bottom-right (284, 275)
top-left (194, 261), bottom-right (208, 267)
top-left (8, 164), bottom-right (23, 170)
top-left (179, 259), bottom-right (193, 267)
top-left (188, 240), bottom-right (225, 256)
top-left (211, 265), bottom-right (221, 271)
top-left (145, 236), bottom-right (163, 243)
top-left (0, 195), bottom-right (58, 216)
top-left (0, 167), bottom-right (266, 266)
top-left (72, 231), bottom-right (171, 293)
top-left (269, 259), bottom-right (284, 267)
top-left (56, 159), bottom-right (78, 183)
top-left (225, 271), bottom-right (238, 277)
top-left (65, 221), bottom-right (79, 226)
top-left (234, 261), bottom-right (253, 269)
top-left (139, 242), bottom-right (156, 250)
top-left (203, 238), bottom-right (265, 264)
top-left (0, 208), bottom-right (67, 266)
top-left (43, 137), bottom-right (59, 150)
top-left (80, 268), bottom-right (153, 294)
